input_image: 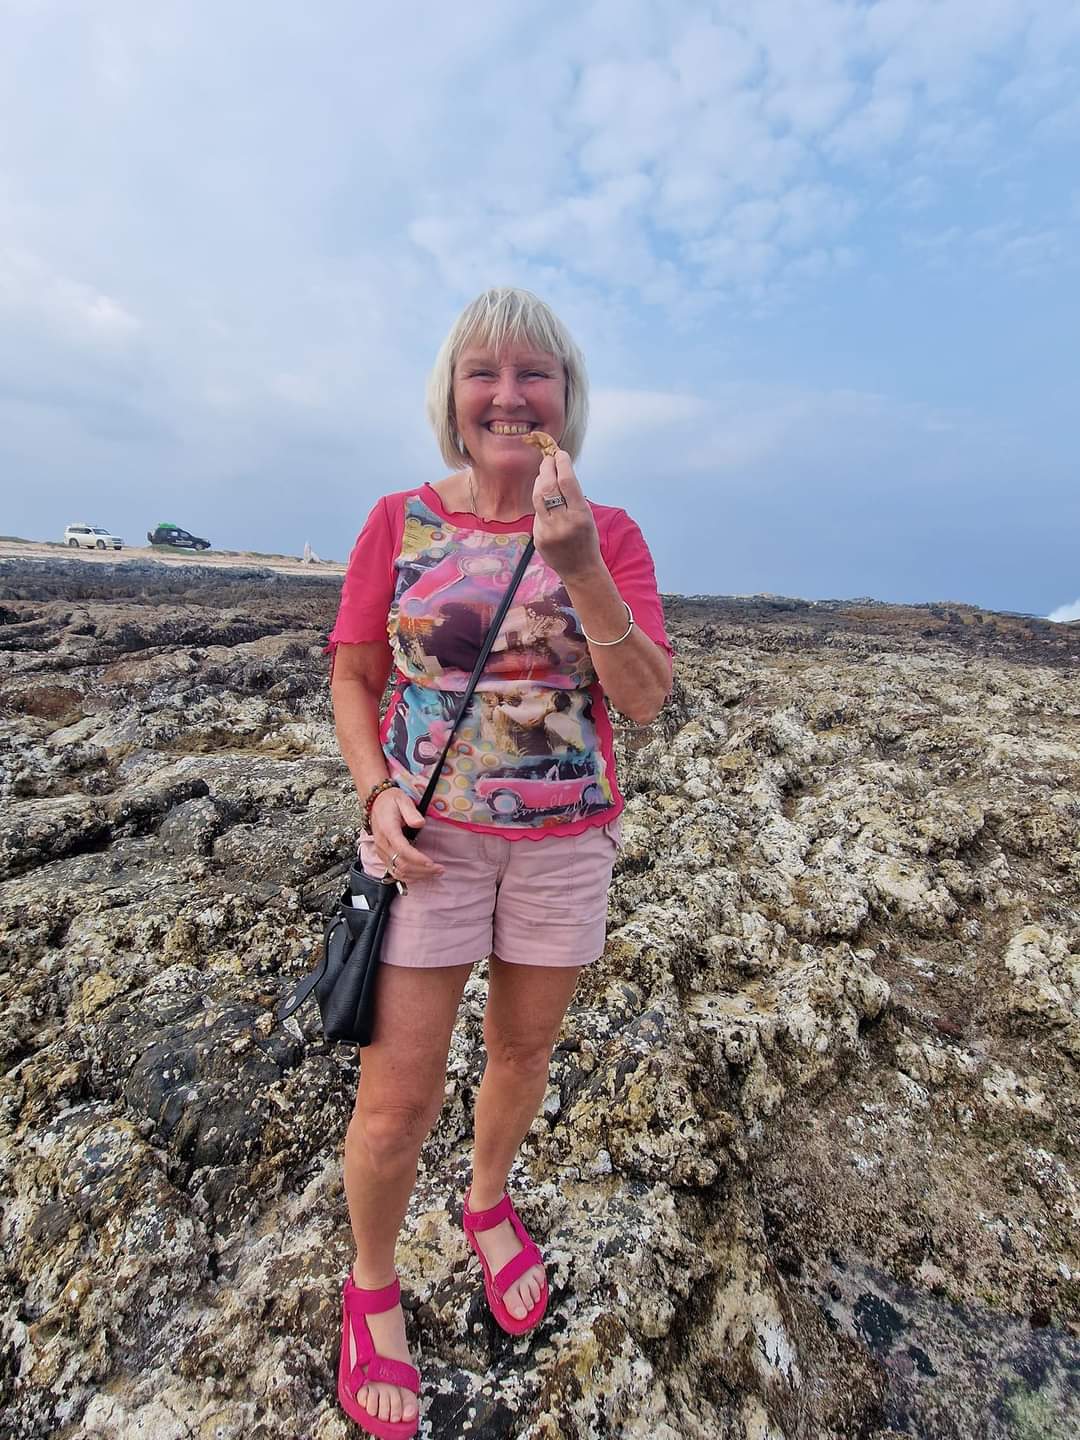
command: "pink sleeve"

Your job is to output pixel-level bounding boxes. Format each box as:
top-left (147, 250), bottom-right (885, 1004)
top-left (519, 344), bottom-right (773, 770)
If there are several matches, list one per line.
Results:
top-left (599, 509), bottom-right (673, 669)
top-left (326, 496), bottom-right (399, 651)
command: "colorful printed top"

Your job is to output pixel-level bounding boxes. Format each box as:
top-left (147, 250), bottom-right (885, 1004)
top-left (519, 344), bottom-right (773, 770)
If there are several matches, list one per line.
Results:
top-left (327, 484), bottom-right (672, 839)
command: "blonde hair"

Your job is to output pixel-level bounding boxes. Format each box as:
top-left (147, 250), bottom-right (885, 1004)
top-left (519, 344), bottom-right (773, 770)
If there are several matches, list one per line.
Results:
top-left (426, 288), bottom-right (589, 469)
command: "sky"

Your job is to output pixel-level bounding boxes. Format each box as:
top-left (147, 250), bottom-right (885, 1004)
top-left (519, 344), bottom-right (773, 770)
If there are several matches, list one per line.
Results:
top-left (1, 0), bottom-right (1078, 617)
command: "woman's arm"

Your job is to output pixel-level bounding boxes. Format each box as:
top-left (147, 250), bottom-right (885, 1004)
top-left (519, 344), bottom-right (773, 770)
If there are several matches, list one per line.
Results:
top-left (330, 641), bottom-right (444, 881)
top-left (330, 640), bottom-right (393, 797)
top-left (530, 453), bottom-right (671, 725)
top-left (561, 568), bottom-right (671, 724)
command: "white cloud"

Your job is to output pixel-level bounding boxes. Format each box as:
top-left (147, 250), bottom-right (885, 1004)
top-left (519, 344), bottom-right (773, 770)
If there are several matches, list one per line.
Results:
top-left (827, 86), bottom-right (914, 159)
top-left (0, 0), bottom-right (1075, 609)
top-left (889, 173), bottom-right (939, 212)
top-left (385, 0), bottom-right (1078, 306)
top-left (680, 385), bottom-right (879, 472)
top-left (987, 225), bottom-right (1065, 275)
top-left (4, 0), bottom-right (1073, 343)
top-left (590, 388), bottom-right (707, 439)
top-left (903, 218), bottom-right (1072, 277)
top-left (1035, 94), bottom-right (1080, 140)
top-left (1047, 599), bottom-right (1080, 623)
top-left (0, 248), bottom-right (140, 347)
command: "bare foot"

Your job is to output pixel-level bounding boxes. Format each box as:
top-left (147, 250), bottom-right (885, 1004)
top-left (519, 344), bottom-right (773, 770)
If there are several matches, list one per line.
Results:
top-left (467, 1206), bottom-right (545, 1320)
top-left (347, 1267), bottom-right (419, 1428)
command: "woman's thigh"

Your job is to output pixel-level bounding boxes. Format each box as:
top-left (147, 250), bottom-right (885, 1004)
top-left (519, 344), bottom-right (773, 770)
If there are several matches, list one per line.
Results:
top-left (483, 954), bottom-right (582, 1063)
top-left (355, 961), bottom-right (473, 1116)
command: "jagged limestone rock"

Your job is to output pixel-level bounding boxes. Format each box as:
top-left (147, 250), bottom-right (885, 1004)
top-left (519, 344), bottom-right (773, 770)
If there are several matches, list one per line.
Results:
top-left (1, 563), bottom-right (1079, 1438)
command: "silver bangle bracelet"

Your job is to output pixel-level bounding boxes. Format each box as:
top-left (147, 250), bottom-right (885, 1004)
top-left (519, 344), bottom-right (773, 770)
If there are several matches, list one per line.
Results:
top-left (581, 600), bottom-right (634, 646)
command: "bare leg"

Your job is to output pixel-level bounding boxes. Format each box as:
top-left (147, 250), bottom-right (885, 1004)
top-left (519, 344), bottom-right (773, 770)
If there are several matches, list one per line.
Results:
top-left (469, 957), bottom-right (582, 1320)
top-left (344, 961), bottom-right (472, 1427)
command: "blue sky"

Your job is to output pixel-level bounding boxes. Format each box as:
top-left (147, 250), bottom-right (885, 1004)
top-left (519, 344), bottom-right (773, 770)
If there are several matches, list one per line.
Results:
top-left (1, 0), bottom-right (1077, 616)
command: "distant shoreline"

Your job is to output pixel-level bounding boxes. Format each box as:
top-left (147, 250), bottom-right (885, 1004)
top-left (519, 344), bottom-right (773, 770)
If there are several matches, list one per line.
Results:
top-left (0, 537), bottom-right (346, 578)
top-left (1, 538), bottom-right (1074, 640)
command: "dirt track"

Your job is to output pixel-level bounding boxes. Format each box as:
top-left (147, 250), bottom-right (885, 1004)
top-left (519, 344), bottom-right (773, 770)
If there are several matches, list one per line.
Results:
top-left (0, 539), bottom-right (345, 579)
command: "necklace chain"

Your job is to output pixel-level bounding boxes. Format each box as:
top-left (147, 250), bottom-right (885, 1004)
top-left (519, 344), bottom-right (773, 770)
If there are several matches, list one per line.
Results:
top-left (465, 468), bottom-right (536, 520)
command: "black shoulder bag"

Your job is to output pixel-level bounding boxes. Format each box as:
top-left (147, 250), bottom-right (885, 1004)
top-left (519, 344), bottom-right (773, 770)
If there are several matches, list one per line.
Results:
top-left (276, 538), bottom-right (536, 1045)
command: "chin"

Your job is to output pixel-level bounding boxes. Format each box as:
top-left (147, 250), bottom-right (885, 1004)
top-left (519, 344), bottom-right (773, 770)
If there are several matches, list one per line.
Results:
top-left (474, 442), bottom-right (535, 473)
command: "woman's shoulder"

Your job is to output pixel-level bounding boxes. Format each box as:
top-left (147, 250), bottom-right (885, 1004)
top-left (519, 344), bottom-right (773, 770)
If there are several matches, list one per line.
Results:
top-left (369, 484), bottom-right (435, 514)
top-left (375, 480), bottom-right (465, 524)
top-left (587, 500), bottom-right (646, 547)
top-left (587, 499), bottom-right (631, 524)
top-left (352, 485), bottom-right (440, 536)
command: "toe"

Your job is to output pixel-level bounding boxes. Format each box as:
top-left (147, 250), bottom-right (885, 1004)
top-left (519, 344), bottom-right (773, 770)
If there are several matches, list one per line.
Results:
top-left (519, 1267), bottom-right (543, 1313)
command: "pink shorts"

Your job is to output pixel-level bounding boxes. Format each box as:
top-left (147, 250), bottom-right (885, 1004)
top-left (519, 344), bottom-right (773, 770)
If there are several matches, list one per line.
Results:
top-left (357, 816), bottom-right (621, 968)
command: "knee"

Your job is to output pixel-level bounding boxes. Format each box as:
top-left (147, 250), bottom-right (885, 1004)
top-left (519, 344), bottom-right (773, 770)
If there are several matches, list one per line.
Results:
top-left (483, 1028), bottom-right (553, 1083)
top-left (348, 1099), bottom-right (436, 1173)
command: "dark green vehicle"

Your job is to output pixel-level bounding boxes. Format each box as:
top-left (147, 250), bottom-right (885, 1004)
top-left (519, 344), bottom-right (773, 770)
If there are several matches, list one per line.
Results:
top-left (147, 522), bottom-right (211, 551)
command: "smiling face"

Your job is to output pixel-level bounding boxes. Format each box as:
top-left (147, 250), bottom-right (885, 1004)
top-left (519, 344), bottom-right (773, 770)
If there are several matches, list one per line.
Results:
top-left (452, 342), bottom-right (566, 483)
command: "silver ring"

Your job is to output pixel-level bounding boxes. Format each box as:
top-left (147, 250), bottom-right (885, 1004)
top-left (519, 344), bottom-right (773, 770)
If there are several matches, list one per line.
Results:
top-left (388, 851), bottom-right (400, 871)
top-left (543, 493), bottom-right (567, 510)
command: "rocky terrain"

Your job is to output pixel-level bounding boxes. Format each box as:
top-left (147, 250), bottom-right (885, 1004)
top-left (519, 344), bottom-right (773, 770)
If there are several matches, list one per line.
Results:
top-left (1, 555), bottom-right (1078, 1439)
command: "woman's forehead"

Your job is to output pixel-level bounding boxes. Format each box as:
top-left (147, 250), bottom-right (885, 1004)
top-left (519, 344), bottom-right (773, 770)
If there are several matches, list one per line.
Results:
top-left (455, 338), bottom-right (561, 368)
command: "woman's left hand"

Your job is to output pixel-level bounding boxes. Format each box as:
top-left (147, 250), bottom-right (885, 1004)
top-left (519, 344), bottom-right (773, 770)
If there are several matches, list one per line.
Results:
top-left (532, 449), bottom-right (602, 584)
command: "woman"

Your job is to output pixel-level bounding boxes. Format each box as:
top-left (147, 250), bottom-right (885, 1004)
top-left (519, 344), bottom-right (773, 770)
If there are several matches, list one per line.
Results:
top-left (327, 288), bottom-right (672, 1438)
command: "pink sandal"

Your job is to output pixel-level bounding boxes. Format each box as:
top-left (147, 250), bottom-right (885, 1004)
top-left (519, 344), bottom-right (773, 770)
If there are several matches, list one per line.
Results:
top-left (462, 1189), bottom-right (549, 1336)
top-left (338, 1276), bottom-right (420, 1439)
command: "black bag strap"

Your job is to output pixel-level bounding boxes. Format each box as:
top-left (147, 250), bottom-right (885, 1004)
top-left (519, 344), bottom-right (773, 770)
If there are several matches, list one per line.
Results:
top-left (406, 537), bottom-right (535, 833)
top-left (275, 538), bottom-right (535, 1033)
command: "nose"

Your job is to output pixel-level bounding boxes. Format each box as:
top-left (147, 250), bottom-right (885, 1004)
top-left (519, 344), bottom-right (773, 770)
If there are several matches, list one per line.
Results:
top-left (492, 365), bottom-right (525, 410)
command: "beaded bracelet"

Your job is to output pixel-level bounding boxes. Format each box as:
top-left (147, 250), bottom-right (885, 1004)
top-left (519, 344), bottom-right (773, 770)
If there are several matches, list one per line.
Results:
top-left (581, 600), bottom-right (634, 647)
top-left (362, 778), bottom-right (398, 833)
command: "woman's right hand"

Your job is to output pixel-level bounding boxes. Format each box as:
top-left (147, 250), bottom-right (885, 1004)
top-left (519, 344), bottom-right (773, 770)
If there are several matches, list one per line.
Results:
top-left (368, 787), bottom-right (446, 882)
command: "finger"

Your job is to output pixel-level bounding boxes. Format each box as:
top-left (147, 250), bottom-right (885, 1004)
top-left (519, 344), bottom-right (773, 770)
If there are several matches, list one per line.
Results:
top-left (371, 791), bottom-right (432, 866)
top-left (374, 825), bottom-right (444, 878)
top-left (395, 792), bottom-right (425, 828)
top-left (533, 454), bottom-right (560, 503)
top-left (553, 449), bottom-right (584, 501)
top-left (387, 838), bottom-right (444, 878)
top-left (533, 461), bottom-right (572, 523)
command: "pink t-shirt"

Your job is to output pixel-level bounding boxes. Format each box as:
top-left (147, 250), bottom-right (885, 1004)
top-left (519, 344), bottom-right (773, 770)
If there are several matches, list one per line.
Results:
top-left (327, 484), bottom-right (672, 839)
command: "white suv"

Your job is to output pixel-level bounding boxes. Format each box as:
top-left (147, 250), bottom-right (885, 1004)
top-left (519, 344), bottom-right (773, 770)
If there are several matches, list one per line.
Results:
top-left (64, 523), bottom-right (124, 550)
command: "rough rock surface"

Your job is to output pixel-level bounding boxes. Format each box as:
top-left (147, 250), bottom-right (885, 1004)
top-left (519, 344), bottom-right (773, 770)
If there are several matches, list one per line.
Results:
top-left (2, 558), bottom-right (1079, 1439)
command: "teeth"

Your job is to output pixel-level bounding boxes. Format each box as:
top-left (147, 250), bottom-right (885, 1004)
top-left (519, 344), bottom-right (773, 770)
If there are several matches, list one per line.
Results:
top-left (489, 423), bottom-right (533, 435)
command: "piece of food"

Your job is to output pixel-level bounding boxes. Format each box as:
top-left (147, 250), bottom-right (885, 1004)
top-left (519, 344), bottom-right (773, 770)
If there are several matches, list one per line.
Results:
top-left (520, 430), bottom-right (559, 459)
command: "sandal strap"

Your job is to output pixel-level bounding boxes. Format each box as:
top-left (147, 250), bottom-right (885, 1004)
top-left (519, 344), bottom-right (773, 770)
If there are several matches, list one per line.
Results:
top-left (342, 1276), bottom-right (420, 1401)
top-left (344, 1275), bottom-right (401, 1316)
top-left (492, 1241), bottom-right (543, 1299)
top-left (462, 1190), bottom-right (513, 1233)
top-left (352, 1354), bottom-right (420, 1395)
